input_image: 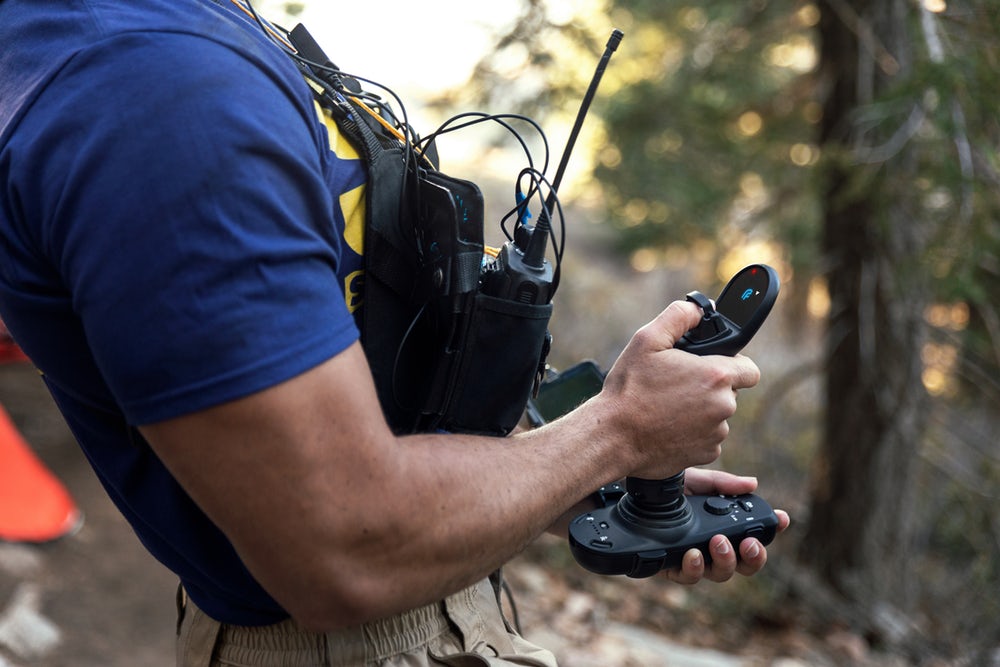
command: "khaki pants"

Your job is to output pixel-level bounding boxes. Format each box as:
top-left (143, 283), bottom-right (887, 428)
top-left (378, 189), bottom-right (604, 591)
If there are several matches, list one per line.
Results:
top-left (176, 578), bottom-right (557, 666)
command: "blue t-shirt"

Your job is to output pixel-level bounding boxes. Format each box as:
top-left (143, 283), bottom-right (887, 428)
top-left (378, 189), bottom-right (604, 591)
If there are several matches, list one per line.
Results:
top-left (0, 0), bottom-right (368, 625)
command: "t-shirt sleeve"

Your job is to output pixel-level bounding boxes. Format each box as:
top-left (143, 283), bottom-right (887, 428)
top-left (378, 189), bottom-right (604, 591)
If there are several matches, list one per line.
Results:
top-left (19, 30), bottom-right (359, 424)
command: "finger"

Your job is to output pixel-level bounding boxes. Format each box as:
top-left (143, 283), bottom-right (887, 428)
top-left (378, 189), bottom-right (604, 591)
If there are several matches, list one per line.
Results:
top-left (683, 468), bottom-right (758, 496)
top-left (704, 535), bottom-right (738, 582)
top-left (735, 537), bottom-right (768, 576)
top-left (775, 509), bottom-right (791, 533)
top-left (729, 354), bottom-right (761, 391)
top-left (666, 548), bottom-right (705, 585)
top-left (735, 512), bottom-right (790, 574)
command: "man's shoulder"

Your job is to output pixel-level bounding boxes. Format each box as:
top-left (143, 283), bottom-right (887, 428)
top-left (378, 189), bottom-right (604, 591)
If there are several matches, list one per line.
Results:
top-left (0, 0), bottom-right (294, 140)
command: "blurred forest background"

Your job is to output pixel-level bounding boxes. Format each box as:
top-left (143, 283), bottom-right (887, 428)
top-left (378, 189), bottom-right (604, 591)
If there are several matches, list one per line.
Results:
top-left (140, 0), bottom-right (1000, 664)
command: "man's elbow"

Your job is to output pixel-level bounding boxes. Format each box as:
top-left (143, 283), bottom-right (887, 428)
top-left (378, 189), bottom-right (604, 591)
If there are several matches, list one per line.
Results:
top-left (277, 568), bottom-right (415, 632)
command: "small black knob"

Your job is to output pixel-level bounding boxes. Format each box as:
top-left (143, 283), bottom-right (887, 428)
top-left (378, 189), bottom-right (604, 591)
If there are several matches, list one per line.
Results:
top-left (704, 497), bottom-right (734, 516)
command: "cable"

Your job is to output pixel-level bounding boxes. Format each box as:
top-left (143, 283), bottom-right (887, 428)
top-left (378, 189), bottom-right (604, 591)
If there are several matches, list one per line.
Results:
top-left (421, 111), bottom-right (562, 288)
top-left (237, 0), bottom-right (561, 274)
top-left (423, 112), bottom-right (560, 283)
top-left (230, 0), bottom-right (294, 50)
top-left (418, 112), bottom-right (550, 178)
top-left (240, 0), bottom-right (435, 182)
top-left (391, 303), bottom-right (427, 417)
top-left (511, 167), bottom-right (566, 295)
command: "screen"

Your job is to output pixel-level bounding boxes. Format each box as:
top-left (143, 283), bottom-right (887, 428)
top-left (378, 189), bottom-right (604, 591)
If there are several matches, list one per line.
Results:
top-left (529, 361), bottom-right (605, 423)
top-left (716, 265), bottom-right (775, 327)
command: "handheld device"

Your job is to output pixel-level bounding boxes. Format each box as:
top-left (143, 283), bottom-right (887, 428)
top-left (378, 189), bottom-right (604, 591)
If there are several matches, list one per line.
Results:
top-left (674, 264), bottom-right (780, 356)
top-left (525, 360), bottom-right (606, 427)
top-left (568, 264), bottom-right (781, 577)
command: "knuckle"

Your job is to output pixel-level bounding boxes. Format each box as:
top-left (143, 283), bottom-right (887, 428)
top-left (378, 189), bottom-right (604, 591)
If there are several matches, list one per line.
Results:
top-left (705, 364), bottom-right (730, 387)
top-left (716, 421), bottom-right (730, 441)
top-left (630, 326), bottom-right (656, 348)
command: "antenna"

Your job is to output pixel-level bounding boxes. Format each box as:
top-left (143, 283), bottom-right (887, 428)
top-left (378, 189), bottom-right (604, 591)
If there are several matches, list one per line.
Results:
top-left (486, 28), bottom-right (624, 305)
top-left (521, 29), bottom-right (624, 270)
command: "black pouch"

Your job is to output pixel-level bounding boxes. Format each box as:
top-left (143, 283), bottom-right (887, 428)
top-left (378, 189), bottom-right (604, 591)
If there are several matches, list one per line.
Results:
top-left (307, 65), bottom-right (550, 435)
top-left (360, 168), bottom-right (552, 437)
top-left (435, 293), bottom-right (552, 436)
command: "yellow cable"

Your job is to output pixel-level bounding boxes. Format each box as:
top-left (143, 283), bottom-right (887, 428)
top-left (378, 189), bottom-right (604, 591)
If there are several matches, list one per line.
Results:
top-left (345, 99), bottom-right (435, 167)
top-left (348, 97), bottom-right (406, 142)
top-left (228, 0), bottom-right (294, 51)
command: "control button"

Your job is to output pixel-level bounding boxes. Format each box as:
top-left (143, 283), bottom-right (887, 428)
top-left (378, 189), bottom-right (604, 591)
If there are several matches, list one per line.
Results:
top-left (589, 538), bottom-right (613, 550)
top-left (744, 527), bottom-right (765, 540)
top-left (738, 499), bottom-right (755, 512)
top-left (704, 496), bottom-right (734, 515)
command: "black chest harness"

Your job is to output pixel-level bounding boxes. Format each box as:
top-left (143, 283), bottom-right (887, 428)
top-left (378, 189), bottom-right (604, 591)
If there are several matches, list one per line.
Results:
top-left (286, 25), bottom-right (555, 436)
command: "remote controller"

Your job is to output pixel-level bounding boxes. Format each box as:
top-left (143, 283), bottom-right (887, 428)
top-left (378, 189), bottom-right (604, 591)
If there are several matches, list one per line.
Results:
top-left (569, 264), bottom-right (781, 577)
top-left (674, 263), bottom-right (780, 356)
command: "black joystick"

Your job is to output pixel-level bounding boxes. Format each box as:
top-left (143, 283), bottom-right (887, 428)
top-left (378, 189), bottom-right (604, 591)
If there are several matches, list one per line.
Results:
top-left (569, 264), bottom-right (781, 577)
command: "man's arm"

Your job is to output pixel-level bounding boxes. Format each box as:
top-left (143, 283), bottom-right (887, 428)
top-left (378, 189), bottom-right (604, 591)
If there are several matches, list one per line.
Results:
top-left (140, 300), bottom-right (761, 631)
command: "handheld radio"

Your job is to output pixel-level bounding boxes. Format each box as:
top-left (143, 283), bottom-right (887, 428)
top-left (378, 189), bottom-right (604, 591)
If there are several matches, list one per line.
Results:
top-left (481, 30), bottom-right (624, 305)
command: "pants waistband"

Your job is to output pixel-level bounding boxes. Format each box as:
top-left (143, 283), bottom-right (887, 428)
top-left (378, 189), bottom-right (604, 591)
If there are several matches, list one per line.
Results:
top-left (177, 577), bottom-right (560, 666)
top-left (211, 598), bottom-right (452, 664)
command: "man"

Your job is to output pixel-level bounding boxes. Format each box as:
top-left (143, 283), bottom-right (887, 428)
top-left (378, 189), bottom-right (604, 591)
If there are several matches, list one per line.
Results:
top-left (0, 0), bottom-right (789, 664)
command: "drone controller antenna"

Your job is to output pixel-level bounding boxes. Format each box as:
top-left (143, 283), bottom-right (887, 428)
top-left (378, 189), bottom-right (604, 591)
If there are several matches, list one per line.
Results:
top-left (519, 28), bottom-right (625, 272)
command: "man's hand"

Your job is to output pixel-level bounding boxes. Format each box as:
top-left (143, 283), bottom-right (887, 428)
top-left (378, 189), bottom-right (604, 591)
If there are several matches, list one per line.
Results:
top-left (598, 300), bottom-right (761, 479)
top-left (665, 469), bottom-right (791, 585)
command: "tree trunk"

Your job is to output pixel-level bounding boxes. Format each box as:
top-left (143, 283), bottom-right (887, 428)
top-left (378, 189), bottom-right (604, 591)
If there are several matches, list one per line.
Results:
top-left (800, 0), bottom-right (931, 617)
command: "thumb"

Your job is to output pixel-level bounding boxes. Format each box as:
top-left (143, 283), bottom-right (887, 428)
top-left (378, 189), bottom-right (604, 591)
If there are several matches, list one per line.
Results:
top-left (650, 299), bottom-right (704, 350)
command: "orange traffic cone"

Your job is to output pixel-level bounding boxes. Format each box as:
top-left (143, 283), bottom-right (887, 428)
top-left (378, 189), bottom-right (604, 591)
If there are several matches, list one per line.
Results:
top-left (0, 321), bottom-right (29, 365)
top-left (0, 404), bottom-right (82, 543)
top-left (0, 344), bottom-right (28, 364)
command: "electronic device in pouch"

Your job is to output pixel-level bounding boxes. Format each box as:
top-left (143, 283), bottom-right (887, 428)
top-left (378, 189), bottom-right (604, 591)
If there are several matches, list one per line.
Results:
top-left (525, 360), bottom-right (606, 427)
top-left (569, 264), bottom-right (781, 577)
top-left (479, 237), bottom-right (555, 305)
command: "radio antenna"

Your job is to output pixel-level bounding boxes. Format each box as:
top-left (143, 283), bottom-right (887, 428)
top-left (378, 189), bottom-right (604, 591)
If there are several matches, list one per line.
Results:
top-left (553, 30), bottom-right (623, 210)
top-left (486, 29), bottom-right (624, 305)
top-left (521, 29), bottom-right (624, 272)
